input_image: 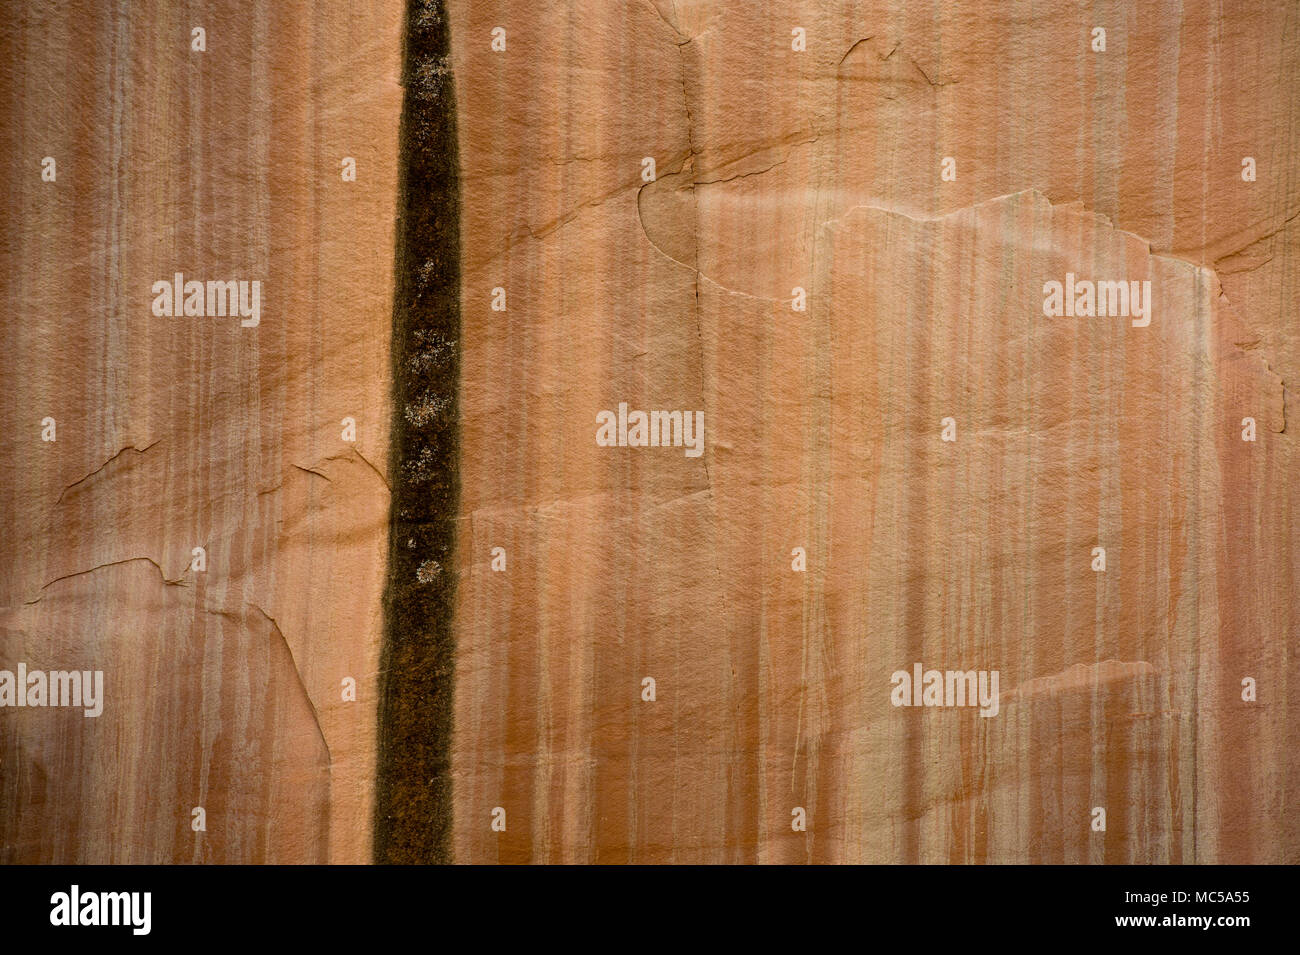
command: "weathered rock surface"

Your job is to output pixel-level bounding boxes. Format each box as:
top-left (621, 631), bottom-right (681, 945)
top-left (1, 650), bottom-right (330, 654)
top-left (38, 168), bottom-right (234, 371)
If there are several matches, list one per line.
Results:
top-left (1, 0), bottom-right (1296, 865)
top-left (0, 0), bottom-right (403, 862)
top-left (447, 1), bottom-right (1297, 863)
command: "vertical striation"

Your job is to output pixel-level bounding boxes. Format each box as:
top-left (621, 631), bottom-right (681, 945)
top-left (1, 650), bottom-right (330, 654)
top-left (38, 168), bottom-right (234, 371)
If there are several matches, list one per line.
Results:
top-left (374, 0), bottom-right (461, 865)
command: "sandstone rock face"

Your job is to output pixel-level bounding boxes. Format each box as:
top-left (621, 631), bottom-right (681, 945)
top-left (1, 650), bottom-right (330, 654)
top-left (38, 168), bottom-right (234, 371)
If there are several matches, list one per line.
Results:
top-left (0, 1), bottom-right (403, 862)
top-left (447, 1), bottom-right (1297, 863)
top-left (1, 0), bottom-right (1296, 865)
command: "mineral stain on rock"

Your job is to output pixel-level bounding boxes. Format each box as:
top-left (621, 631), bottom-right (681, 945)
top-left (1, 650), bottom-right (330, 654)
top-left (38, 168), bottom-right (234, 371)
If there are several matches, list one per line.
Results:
top-left (374, 0), bottom-right (461, 865)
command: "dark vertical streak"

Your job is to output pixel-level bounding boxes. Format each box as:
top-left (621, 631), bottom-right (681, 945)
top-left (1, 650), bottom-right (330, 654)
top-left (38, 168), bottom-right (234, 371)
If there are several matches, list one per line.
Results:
top-left (374, 0), bottom-right (459, 864)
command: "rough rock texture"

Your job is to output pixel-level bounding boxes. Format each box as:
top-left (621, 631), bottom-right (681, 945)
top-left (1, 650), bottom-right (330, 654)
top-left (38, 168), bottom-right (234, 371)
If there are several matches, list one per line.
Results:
top-left (1, 0), bottom-right (1296, 866)
top-left (447, 1), bottom-right (1297, 863)
top-left (0, 1), bottom-right (403, 862)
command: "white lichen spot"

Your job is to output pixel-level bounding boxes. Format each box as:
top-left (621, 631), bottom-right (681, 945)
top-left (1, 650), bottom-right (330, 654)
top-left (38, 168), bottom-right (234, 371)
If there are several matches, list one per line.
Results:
top-left (404, 393), bottom-right (450, 428)
top-left (417, 559), bottom-right (441, 583)
top-left (407, 332), bottom-right (456, 374)
top-left (414, 0), bottom-right (442, 30)
top-left (403, 446), bottom-right (437, 484)
top-left (413, 55), bottom-right (452, 103)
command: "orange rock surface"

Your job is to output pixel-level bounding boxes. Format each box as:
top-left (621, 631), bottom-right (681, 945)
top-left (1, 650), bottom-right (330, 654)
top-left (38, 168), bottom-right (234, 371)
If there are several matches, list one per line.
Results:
top-left (0, 0), bottom-right (403, 862)
top-left (1, 0), bottom-right (1295, 865)
top-left (447, 0), bottom-right (1297, 863)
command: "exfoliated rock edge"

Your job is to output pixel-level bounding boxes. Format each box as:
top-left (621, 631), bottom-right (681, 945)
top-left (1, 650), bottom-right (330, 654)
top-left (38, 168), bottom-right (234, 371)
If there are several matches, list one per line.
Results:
top-left (374, 0), bottom-right (460, 865)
